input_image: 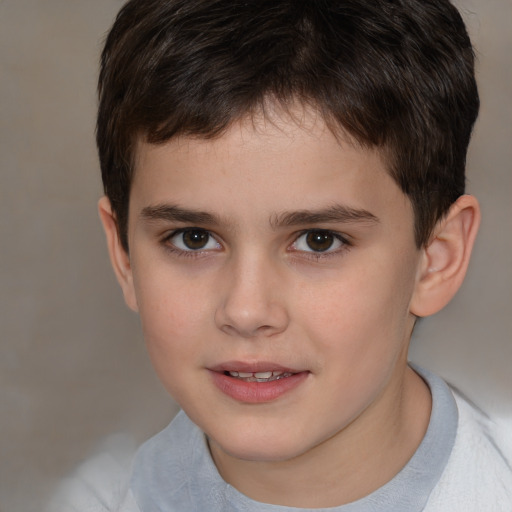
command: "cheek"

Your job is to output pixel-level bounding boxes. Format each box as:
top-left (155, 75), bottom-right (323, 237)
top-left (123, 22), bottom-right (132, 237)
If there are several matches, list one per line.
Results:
top-left (300, 255), bottom-right (417, 363)
top-left (132, 268), bottom-right (209, 375)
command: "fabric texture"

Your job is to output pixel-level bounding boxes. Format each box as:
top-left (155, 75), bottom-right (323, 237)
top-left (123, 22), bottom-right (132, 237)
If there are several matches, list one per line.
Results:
top-left (46, 367), bottom-right (512, 512)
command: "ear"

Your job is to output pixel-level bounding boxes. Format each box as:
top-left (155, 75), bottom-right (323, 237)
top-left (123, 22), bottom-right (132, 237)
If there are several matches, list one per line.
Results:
top-left (98, 197), bottom-right (139, 312)
top-left (410, 195), bottom-right (480, 317)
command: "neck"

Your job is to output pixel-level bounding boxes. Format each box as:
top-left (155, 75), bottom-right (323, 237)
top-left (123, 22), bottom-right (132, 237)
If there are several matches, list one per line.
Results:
top-left (209, 365), bottom-right (431, 508)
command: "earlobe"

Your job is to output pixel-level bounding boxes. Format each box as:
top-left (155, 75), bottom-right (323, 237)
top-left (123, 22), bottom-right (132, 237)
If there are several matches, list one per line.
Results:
top-left (410, 195), bottom-right (481, 317)
top-left (98, 197), bottom-right (139, 312)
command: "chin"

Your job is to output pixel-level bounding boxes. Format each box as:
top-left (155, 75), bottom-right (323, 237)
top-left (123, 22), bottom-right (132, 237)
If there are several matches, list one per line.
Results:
top-left (219, 442), bottom-right (304, 463)
top-left (208, 423), bottom-right (314, 463)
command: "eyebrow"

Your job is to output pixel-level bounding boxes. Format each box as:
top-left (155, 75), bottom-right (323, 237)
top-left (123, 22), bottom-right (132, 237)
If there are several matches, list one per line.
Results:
top-left (140, 203), bottom-right (379, 229)
top-left (140, 204), bottom-right (219, 225)
top-left (270, 205), bottom-right (379, 228)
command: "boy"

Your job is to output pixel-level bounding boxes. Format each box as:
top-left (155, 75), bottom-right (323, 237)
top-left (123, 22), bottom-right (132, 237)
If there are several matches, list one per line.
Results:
top-left (52, 0), bottom-right (512, 510)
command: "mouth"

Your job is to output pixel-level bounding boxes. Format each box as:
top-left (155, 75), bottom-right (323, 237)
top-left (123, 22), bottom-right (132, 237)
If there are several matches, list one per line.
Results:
top-left (209, 362), bottom-right (309, 403)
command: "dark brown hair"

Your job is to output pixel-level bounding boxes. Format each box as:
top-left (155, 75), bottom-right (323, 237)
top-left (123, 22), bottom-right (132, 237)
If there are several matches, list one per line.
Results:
top-left (97, 0), bottom-right (479, 251)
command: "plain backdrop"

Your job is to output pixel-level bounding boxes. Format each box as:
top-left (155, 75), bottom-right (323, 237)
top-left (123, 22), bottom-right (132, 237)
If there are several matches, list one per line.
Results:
top-left (0, 1), bottom-right (510, 510)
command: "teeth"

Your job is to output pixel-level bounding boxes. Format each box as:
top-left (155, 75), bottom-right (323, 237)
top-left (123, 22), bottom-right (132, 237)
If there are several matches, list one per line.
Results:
top-left (254, 371), bottom-right (273, 379)
top-left (227, 370), bottom-right (291, 382)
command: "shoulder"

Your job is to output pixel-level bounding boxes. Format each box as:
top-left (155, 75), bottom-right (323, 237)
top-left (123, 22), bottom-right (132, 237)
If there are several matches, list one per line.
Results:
top-left (45, 433), bottom-right (140, 512)
top-left (129, 411), bottom-right (219, 510)
top-left (45, 412), bottom-right (198, 512)
top-left (426, 389), bottom-right (512, 511)
top-left (453, 388), bottom-right (512, 476)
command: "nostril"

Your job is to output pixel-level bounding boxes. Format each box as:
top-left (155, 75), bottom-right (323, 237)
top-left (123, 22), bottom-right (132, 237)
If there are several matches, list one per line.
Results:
top-left (214, 278), bottom-right (289, 338)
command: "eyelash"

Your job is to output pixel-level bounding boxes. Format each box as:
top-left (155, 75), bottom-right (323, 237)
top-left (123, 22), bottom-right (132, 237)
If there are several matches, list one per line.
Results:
top-left (161, 228), bottom-right (222, 259)
top-left (291, 230), bottom-right (351, 260)
top-left (160, 228), bottom-right (352, 260)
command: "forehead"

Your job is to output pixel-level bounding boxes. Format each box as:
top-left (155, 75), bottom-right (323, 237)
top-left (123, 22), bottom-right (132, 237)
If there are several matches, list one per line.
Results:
top-left (129, 107), bottom-right (411, 230)
top-left (133, 102), bottom-right (382, 180)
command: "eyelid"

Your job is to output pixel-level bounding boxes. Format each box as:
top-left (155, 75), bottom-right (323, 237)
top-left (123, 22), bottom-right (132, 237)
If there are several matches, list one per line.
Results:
top-left (160, 227), bottom-right (351, 260)
top-left (289, 229), bottom-right (351, 255)
top-left (162, 227), bottom-right (222, 254)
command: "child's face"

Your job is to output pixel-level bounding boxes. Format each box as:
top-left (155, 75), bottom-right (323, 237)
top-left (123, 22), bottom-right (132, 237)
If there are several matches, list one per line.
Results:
top-left (124, 109), bottom-right (424, 464)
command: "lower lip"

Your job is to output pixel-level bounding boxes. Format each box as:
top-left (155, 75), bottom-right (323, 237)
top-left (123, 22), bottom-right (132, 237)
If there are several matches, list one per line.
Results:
top-left (210, 371), bottom-right (309, 403)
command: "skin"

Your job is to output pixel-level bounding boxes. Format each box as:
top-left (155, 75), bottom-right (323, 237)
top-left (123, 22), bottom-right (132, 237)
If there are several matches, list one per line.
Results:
top-left (100, 107), bottom-right (480, 507)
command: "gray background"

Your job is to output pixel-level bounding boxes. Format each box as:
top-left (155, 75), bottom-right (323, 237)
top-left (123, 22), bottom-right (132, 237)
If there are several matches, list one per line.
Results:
top-left (0, 1), bottom-right (510, 510)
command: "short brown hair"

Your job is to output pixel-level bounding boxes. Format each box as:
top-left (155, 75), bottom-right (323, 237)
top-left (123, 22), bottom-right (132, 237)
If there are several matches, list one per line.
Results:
top-left (97, 0), bottom-right (479, 251)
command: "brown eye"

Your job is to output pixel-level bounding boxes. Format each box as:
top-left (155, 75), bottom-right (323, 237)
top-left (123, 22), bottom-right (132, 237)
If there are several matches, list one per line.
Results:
top-left (169, 229), bottom-right (220, 252)
top-left (305, 231), bottom-right (335, 252)
top-left (182, 230), bottom-right (210, 249)
top-left (291, 229), bottom-right (345, 255)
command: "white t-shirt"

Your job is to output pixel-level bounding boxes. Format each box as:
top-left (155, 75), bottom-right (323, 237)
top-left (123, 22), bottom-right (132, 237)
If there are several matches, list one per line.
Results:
top-left (47, 367), bottom-right (512, 512)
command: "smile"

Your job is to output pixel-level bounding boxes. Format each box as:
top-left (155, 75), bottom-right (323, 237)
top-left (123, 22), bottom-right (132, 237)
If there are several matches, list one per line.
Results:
top-left (226, 371), bottom-right (294, 382)
top-left (210, 364), bottom-right (309, 403)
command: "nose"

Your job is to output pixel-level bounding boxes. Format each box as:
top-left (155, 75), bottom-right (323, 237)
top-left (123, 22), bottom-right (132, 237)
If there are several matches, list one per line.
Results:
top-left (214, 256), bottom-right (289, 339)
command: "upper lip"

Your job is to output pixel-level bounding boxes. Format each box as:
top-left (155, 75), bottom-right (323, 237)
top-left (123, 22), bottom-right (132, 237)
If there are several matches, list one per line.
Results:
top-left (209, 361), bottom-right (304, 374)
